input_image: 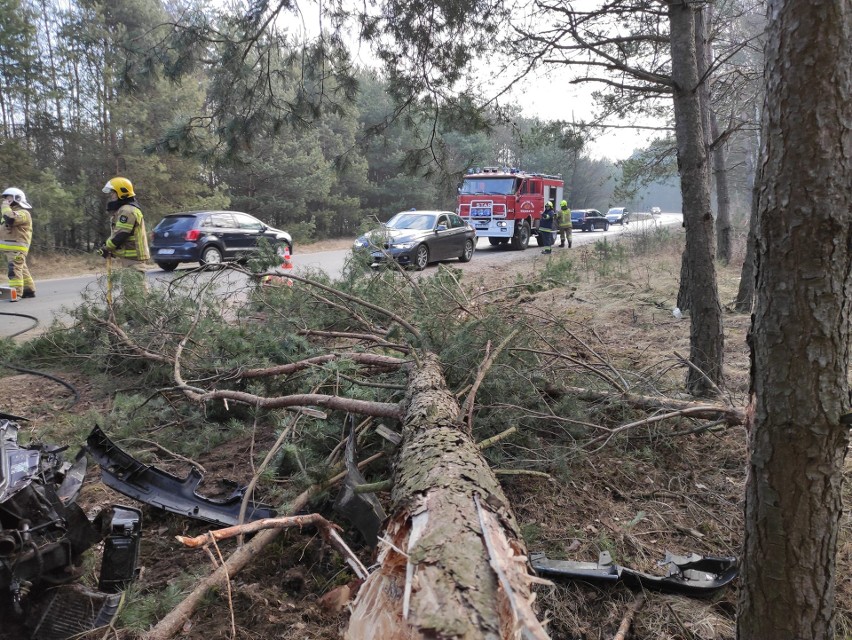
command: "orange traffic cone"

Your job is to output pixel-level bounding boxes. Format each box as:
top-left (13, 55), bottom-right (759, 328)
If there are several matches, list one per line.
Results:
top-left (280, 245), bottom-right (293, 270)
top-left (262, 245), bottom-right (294, 287)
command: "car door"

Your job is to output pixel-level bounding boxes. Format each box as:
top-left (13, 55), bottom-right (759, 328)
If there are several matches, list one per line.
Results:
top-left (428, 214), bottom-right (453, 260)
top-left (231, 213), bottom-right (267, 255)
top-left (446, 214), bottom-right (468, 257)
top-left (203, 213), bottom-right (239, 258)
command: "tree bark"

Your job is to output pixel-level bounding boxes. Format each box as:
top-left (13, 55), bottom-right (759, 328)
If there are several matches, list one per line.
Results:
top-left (668, 0), bottom-right (725, 396)
top-left (346, 354), bottom-right (548, 639)
top-left (738, 1), bottom-right (852, 638)
top-left (733, 161), bottom-right (760, 313)
top-left (710, 110), bottom-right (732, 264)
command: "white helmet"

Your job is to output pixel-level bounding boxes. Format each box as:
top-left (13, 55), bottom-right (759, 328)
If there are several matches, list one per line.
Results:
top-left (2, 187), bottom-right (31, 210)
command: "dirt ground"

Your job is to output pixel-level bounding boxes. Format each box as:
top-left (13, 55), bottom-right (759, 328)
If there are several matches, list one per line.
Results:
top-left (4, 228), bottom-right (851, 639)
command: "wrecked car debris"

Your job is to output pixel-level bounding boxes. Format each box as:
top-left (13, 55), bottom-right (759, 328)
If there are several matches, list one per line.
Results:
top-left (87, 426), bottom-right (276, 527)
top-left (0, 418), bottom-right (141, 639)
top-left (333, 415), bottom-right (386, 547)
top-left (530, 550), bottom-right (738, 597)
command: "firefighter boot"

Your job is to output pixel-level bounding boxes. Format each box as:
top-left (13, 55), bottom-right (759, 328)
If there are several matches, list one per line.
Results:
top-left (22, 289), bottom-right (35, 298)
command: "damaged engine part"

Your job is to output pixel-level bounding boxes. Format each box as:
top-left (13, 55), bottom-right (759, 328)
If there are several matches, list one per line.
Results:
top-left (87, 426), bottom-right (276, 527)
top-left (530, 550), bottom-right (738, 597)
top-left (0, 418), bottom-right (141, 639)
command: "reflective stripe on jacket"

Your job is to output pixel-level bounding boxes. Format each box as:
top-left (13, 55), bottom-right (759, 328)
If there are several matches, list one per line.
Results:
top-left (106, 204), bottom-right (150, 260)
top-left (0, 202), bottom-right (33, 253)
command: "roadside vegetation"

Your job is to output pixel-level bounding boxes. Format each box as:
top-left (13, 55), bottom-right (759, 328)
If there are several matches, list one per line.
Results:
top-left (5, 223), bottom-right (845, 639)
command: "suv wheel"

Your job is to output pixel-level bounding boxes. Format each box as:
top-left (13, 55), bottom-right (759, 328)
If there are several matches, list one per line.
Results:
top-left (200, 245), bottom-right (224, 265)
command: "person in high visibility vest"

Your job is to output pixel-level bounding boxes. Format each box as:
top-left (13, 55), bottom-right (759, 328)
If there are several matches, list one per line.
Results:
top-left (0, 187), bottom-right (35, 300)
top-left (557, 200), bottom-right (572, 248)
top-left (98, 177), bottom-right (150, 281)
top-left (539, 201), bottom-right (558, 255)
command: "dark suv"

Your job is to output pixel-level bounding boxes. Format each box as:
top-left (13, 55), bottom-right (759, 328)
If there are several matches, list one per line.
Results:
top-left (150, 211), bottom-right (293, 271)
top-left (571, 209), bottom-right (610, 232)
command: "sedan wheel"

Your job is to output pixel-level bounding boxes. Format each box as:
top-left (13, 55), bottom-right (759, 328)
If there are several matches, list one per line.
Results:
top-left (156, 261), bottom-right (179, 272)
top-left (604, 222), bottom-right (610, 231)
top-left (459, 238), bottom-right (475, 262)
top-left (414, 244), bottom-right (429, 270)
top-left (200, 245), bottom-right (224, 265)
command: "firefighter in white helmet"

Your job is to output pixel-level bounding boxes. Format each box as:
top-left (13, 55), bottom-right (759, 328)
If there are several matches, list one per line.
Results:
top-left (98, 177), bottom-right (150, 279)
top-left (0, 187), bottom-right (35, 299)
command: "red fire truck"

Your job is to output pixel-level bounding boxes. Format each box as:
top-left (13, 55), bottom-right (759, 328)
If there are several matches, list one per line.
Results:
top-left (457, 167), bottom-right (564, 250)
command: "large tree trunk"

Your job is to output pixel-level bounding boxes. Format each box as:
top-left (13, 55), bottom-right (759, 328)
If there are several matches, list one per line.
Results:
top-left (738, 1), bottom-right (852, 638)
top-left (346, 354), bottom-right (547, 639)
top-left (710, 111), bottom-right (732, 264)
top-left (668, 1), bottom-right (724, 396)
top-left (733, 164), bottom-right (759, 313)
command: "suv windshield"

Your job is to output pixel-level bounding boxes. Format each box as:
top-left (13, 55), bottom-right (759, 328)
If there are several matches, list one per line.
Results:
top-left (459, 177), bottom-right (517, 195)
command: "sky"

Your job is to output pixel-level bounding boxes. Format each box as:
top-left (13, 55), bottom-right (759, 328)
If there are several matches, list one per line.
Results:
top-left (502, 73), bottom-right (661, 162)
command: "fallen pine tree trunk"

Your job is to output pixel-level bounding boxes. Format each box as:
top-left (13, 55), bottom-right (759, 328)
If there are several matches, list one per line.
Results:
top-left (345, 353), bottom-right (549, 639)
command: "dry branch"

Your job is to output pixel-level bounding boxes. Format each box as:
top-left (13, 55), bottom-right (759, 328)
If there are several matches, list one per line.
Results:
top-left (613, 593), bottom-right (645, 640)
top-left (176, 513), bottom-right (369, 580)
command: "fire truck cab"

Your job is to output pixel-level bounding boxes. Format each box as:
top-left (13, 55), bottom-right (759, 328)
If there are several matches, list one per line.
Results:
top-left (457, 167), bottom-right (564, 250)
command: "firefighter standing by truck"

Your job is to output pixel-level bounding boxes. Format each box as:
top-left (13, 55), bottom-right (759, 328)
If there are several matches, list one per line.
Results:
top-left (97, 177), bottom-right (150, 286)
top-left (539, 201), bottom-right (558, 255)
top-left (557, 199), bottom-right (572, 248)
top-left (0, 187), bottom-right (35, 300)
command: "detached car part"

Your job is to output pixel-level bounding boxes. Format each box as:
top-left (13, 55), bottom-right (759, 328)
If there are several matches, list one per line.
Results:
top-left (0, 418), bottom-right (141, 639)
top-left (530, 550), bottom-right (738, 597)
top-left (87, 426), bottom-right (276, 527)
top-left (333, 415), bottom-right (386, 547)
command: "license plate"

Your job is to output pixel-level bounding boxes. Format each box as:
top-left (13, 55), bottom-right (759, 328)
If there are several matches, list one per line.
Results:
top-left (158, 248), bottom-right (175, 255)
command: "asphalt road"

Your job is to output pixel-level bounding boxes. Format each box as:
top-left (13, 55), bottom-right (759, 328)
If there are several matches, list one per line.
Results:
top-left (0, 213), bottom-right (681, 340)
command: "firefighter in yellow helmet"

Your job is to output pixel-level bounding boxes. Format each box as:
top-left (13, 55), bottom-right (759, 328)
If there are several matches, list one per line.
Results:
top-left (557, 199), bottom-right (572, 248)
top-left (0, 187), bottom-right (35, 300)
top-left (98, 177), bottom-right (150, 277)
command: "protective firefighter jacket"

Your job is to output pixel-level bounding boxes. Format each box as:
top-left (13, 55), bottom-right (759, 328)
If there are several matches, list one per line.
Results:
top-left (106, 203), bottom-right (150, 260)
top-left (0, 202), bottom-right (33, 253)
top-left (557, 207), bottom-right (572, 229)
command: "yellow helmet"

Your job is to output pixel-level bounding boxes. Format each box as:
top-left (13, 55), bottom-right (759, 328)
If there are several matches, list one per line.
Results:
top-left (560, 199), bottom-right (568, 209)
top-left (102, 177), bottom-right (135, 198)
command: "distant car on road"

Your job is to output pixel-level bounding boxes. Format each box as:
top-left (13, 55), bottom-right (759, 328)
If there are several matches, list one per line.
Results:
top-left (571, 209), bottom-right (610, 232)
top-left (651, 206), bottom-right (661, 215)
top-left (606, 207), bottom-right (630, 225)
top-left (151, 211), bottom-right (292, 272)
top-left (353, 210), bottom-right (476, 270)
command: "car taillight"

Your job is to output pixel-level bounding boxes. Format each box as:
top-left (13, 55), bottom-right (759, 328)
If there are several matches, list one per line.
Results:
top-left (185, 229), bottom-right (201, 241)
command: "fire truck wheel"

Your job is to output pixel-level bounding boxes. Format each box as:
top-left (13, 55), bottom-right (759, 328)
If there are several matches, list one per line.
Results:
top-left (511, 222), bottom-right (530, 250)
top-left (414, 244), bottom-right (430, 270)
top-left (459, 239), bottom-right (475, 262)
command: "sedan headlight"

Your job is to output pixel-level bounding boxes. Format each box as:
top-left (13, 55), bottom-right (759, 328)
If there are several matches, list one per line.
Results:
top-left (390, 241), bottom-right (416, 249)
top-left (353, 238), bottom-right (369, 248)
